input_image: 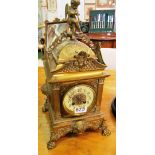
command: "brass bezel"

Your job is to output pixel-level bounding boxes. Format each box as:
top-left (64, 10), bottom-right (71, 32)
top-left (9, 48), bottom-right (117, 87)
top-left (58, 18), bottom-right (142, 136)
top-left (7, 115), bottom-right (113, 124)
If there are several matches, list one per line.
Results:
top-left (62, 84), bottom-right (96, 116)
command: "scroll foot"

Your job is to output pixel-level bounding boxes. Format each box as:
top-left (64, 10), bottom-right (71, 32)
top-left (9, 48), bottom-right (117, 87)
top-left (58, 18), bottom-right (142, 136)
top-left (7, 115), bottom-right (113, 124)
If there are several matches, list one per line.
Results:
top-left (100, 120), bottom-right (111, 136)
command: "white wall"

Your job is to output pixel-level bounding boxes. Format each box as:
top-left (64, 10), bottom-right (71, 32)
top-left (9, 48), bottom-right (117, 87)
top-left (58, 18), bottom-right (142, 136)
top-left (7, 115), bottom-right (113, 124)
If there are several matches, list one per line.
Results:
top-left (101, 48), bottom-right (116, 70)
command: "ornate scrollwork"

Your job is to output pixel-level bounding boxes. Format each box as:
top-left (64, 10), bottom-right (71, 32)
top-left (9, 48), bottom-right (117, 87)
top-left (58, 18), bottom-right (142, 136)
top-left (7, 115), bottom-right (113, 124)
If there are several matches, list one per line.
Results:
top-left (41, 84), bottom-right (49, 112)
top-left (47, 126), bottom-right (72, 149)
top-left (72, 120), bottom-right (85, 133)
top-left (90, 80), bottom-right (98, 90)
top-left (41, 84), bottom-right (48, 95)
top-left (72, 93), bottom-right (86, 105)
top-left (84, 119), bottom-right (103, 131)
top-left (41, 83), bottom-right (54, 96)
top-left (51, 127), bottom-right (72, 141)
top-left (74, 51), bottom-right (90, 67)
top-left (52, 83), bottom-right (60, 90)
top-left (75, 33), bottom-right (95, 50)
top-left (55, 51), bottom-right (106, 73)
top-left (42, 97), bottom-right (48, 112)
top-left (48, 31), bottom-right (96, 53)
top-left (47, 118), bottom-right (110, 149)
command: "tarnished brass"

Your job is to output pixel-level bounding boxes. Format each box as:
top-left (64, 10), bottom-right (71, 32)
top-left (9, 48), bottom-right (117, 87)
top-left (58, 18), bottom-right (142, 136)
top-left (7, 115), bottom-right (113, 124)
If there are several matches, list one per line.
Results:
top-left (46, 117), bottom-right (111, 149)
top-left (41, 0), bottom-right (110, 149)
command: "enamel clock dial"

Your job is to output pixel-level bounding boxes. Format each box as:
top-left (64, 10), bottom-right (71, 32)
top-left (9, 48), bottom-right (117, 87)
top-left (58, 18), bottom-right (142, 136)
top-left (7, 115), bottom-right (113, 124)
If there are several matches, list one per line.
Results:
top-left (63, 84), bottom-right (96, 116)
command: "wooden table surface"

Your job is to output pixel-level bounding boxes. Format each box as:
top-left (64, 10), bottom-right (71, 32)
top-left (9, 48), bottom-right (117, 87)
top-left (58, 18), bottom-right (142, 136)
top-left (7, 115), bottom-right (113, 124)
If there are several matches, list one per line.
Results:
top-left (87, 33), bottom-right (116, 41)
top-left (38, 67), bottom-right (116, 155)
top-left (86, 33), bottom-right (116, 48)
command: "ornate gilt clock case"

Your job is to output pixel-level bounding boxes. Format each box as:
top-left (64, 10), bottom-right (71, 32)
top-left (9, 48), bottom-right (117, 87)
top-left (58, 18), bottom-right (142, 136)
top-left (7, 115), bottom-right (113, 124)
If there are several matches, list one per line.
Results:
top-left (41, 20), bottom-right (110, 149)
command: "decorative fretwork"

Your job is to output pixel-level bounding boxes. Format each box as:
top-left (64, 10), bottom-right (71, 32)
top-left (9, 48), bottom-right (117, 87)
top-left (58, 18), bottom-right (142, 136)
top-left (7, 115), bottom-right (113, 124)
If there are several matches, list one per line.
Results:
top-left (55, 51), bottom-right (106, 73)
top-left (47, 118), bottom-right (111, 149)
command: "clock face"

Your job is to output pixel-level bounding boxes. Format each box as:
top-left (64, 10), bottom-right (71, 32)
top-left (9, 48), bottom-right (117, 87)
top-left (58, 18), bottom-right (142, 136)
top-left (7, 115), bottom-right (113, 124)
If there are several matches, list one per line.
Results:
top-left (62, 84), bottom-right (96, 116)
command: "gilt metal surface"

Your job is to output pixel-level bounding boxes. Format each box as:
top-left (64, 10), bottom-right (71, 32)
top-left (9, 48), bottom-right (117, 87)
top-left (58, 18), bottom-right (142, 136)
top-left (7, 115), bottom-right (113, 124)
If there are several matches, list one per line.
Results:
top-left (41, 0), bottom-right (111, 150)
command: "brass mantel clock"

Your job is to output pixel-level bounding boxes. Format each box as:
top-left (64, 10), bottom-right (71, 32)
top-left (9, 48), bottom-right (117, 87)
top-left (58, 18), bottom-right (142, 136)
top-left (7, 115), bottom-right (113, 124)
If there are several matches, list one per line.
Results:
top-left (41, 0), bottom-right (110, 149)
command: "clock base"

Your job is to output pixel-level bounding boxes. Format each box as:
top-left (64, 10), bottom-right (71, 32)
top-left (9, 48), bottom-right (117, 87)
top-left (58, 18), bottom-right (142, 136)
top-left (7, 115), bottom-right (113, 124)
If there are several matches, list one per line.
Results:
top-left (46, 114), bottom-right (111, 149)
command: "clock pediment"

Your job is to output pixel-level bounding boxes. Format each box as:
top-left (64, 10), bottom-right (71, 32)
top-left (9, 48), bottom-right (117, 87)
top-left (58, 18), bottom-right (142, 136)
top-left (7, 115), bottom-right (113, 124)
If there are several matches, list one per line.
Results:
top-left (47, 40), bottom-right (97, 73)
top-left (53, 51), bottom-right (107, 73)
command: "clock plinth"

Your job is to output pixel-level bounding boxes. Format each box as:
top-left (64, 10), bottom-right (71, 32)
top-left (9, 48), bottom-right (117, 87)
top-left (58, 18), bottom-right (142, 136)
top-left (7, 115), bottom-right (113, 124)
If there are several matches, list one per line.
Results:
top-left (42, 103), bottom-right (111, 149)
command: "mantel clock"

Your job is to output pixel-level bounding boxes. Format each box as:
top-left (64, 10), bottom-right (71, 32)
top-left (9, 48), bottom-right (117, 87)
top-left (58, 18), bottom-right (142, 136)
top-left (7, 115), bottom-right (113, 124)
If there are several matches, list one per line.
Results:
top-left (41, 0), bottom-right (111, 149)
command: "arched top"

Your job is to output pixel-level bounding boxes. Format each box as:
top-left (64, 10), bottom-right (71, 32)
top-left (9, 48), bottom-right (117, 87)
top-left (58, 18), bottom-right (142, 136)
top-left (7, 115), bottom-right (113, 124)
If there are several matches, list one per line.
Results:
top-left (52, 40), bottom-right (96, 64)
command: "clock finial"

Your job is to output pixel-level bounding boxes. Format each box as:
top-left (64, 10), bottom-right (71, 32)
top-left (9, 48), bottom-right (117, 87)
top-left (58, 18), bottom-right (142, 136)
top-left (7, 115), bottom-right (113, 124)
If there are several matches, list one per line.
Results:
top-left (65, 0), bottom-right (81, 35)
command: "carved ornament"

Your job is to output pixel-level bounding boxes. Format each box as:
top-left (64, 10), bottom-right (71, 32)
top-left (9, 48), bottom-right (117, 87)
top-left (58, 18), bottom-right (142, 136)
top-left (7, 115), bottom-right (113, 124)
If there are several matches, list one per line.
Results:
top-left (47, 118), bottom-right (111, 149)
top-left (55, 51), bottom-right (106, 73)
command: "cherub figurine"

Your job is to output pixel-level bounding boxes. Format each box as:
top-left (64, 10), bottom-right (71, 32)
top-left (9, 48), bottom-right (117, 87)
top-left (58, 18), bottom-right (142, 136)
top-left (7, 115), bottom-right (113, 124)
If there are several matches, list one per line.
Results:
top-left (65, 0), bottom-right (81, 35)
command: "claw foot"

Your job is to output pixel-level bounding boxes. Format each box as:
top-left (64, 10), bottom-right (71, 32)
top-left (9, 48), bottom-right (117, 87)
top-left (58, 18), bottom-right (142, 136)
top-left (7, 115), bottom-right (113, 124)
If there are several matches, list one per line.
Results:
top-left (47, 140), bottom-right (56, 149)
top-left (101, 126), bottom-right (111, 136)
